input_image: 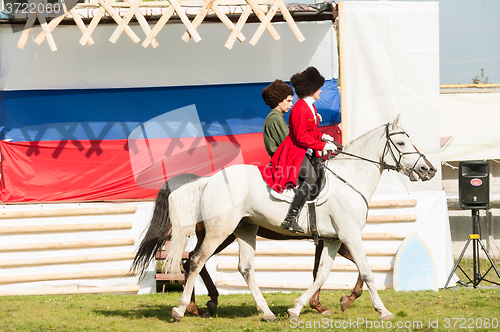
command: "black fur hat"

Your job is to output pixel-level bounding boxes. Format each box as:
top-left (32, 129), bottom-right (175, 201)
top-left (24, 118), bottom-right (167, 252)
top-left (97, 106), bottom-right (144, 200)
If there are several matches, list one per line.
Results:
top-left (261, 79), bottom-right (294, 109)
top-left (290, 67), bottom-right (325, 99)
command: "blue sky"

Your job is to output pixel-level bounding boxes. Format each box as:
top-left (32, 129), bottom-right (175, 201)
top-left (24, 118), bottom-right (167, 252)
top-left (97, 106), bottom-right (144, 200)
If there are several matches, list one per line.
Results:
top-left (439, 0), bottom-right (500, 84)
top-left (340, 0), bottom-right (500, 84)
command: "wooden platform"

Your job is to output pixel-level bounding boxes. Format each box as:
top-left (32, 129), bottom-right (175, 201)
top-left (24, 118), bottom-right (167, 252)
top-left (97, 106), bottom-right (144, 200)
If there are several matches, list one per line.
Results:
top-left (4, 0), bottom-right (337, 52)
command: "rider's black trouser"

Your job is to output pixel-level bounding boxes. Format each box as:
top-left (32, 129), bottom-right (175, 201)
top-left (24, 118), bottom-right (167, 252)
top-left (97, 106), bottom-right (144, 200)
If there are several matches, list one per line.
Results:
top-left (298, 154), bottom-right (320, 198)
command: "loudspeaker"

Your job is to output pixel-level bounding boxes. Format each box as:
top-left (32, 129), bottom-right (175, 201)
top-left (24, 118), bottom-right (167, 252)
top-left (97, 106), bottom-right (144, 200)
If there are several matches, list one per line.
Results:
top-left (459, 160), bottom-right (490, 209)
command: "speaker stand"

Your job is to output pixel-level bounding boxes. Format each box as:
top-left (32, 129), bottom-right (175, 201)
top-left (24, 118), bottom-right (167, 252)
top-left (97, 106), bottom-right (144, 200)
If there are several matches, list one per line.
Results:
top-left (445, 209), bottom-right (500, 288)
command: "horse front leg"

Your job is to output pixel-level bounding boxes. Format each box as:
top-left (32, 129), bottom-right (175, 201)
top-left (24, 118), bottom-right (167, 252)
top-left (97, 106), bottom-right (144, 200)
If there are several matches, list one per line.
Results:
top-left (288, 240), bottom-right (341, 319)
top-left (233, 224), bottom-right (276, 322)
top-left (340, 232), bottom-right (394, 321)
top-left (309, 240), bottom-right (332, 315)
top-left (337, 243), bottom-right (364, 311)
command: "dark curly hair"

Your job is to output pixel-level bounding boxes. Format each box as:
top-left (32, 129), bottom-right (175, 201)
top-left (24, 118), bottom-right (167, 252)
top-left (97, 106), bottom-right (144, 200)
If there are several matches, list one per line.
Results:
top-left (290, 67), bottom-right (325, 99)
top-left (261, 79), bottom-right (294, 109)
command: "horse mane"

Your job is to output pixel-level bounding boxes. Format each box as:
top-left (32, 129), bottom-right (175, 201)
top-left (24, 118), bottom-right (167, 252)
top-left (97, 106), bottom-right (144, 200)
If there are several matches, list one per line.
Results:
top-left (337, 123), bottom-right (386, 157)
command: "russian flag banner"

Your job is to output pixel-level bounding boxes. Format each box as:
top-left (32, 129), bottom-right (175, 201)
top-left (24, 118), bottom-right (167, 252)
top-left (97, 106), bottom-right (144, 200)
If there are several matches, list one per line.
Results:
top-left (0, 23), bottom-right (340, 202)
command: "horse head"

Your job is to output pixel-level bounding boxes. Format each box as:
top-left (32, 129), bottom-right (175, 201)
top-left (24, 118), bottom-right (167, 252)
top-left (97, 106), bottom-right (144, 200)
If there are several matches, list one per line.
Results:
top-left (383, 114), bottom-right (437, 182)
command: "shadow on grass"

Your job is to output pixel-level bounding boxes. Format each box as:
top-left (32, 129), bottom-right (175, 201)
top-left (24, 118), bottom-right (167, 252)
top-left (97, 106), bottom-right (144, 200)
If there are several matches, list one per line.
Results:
top-left (94, 304), bottom-right (172, 322)
top-left (93, 302), bottom-right (316, 322)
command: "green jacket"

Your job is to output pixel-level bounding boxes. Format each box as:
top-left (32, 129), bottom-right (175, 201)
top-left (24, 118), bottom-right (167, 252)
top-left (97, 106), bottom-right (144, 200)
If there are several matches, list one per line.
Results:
top-left (263, 108), bottom-right (289, 157)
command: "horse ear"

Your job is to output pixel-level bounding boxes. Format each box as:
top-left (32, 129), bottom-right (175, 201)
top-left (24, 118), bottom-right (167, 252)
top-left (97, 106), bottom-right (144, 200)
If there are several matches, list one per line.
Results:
top-left (391, 114), bottom-right (401, 129)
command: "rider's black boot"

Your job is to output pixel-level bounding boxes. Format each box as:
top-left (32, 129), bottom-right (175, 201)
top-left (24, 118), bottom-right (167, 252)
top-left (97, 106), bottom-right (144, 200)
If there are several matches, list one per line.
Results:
top-left (281, 183), bottom-right (309, 233)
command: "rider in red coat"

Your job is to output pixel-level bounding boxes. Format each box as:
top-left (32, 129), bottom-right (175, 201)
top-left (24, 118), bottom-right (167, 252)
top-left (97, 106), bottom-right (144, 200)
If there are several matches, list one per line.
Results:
top-left (260, 67), bottom-right (339, 233)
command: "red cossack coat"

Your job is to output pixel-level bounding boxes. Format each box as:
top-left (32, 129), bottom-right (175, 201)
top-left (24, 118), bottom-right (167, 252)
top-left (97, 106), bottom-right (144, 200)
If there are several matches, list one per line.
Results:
top-left (259, 99), bottom-right (326, 192)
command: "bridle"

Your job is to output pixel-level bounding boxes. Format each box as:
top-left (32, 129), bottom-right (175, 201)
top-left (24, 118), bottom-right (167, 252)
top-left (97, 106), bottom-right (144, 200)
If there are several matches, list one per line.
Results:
top-left (380, 123), bottom-right (426, 177)
top-left (332, 123), bottom-right (426, 176)
top-left (321, 123), bottom-right (427, 210)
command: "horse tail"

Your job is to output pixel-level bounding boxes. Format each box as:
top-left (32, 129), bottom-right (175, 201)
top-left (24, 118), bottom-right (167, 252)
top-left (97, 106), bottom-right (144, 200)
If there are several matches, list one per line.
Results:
top-left (164, 178), bottom-right (209, 275)
top-left (130, 174), bottom-right (207, 279)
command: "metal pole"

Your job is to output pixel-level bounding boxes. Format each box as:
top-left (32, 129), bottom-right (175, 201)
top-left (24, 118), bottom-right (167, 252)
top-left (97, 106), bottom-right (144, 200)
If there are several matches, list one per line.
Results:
top-left (472, 209), bottom-right (479, 288)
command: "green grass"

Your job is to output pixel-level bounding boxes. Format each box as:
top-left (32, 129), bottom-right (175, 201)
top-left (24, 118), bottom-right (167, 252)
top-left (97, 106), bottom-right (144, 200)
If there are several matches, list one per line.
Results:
top-left (1, 260), bottom-right (499, 331)
top-left (0, 286), bottom-right (499, 331)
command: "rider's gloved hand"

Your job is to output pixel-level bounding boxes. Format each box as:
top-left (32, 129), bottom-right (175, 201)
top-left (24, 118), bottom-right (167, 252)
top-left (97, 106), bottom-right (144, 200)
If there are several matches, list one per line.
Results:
top-left (322, 134), bottom-right (334, 142)
top-left (322, 142), bottom-right (338, 154)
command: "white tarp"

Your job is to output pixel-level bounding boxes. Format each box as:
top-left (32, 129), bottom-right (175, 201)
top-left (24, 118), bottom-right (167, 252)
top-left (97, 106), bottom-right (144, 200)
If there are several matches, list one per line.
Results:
top-left (341, 1), bottom-right (455, 288)
top-left (440, 92), bottom-right (500, 161)
top-left (342, 1), bottom-right (441, 193)
top-left (0, 22), bottom-right (337, 90)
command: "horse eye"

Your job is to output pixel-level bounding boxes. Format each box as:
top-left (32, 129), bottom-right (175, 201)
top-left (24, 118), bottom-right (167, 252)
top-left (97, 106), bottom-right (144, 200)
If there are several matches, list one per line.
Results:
top-left (397, 142), bottom-right (405, 146)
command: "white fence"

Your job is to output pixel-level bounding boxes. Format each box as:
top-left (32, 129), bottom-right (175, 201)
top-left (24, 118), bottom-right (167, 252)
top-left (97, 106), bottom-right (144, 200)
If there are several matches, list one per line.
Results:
top-left (0, 202), bottom-right (155, 296)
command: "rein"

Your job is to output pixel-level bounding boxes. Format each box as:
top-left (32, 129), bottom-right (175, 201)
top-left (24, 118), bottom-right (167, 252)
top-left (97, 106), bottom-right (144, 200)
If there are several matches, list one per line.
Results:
top-left (320, 123), bottom-right (426, 210)
top-left (322, 161), bottom-right (370, 210)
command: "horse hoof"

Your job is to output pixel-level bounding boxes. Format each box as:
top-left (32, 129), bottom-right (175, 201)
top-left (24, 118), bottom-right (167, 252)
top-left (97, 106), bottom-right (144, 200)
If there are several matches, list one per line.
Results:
top-left (340, 295), bottom-right (351, 312)
top-left (287, 308), bottom-right (300, 319)
top-left (381, 311), bottom-right (395, 321)
top-left (172, 307), bottom-right (184, 322)
top-left (207, 301), bottom-right (217, 316)
top-left (311, 304), bottom-right (332, 315)
top-left (186, 303), bottom-right (202, 317)
top-left (321, 309), bottom-right (333, 315)
top-left (263, 314), bottom-right (277, 322)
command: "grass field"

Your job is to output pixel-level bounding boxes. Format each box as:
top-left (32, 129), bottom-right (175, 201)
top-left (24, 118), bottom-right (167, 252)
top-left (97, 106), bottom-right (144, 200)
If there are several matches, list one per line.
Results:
top-left (0, 259), bottom-right (499, 331)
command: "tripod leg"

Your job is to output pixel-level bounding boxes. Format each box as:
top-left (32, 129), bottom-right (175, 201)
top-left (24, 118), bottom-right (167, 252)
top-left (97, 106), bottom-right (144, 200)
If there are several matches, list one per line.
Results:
top-left (471, 209), bottom-right (482, 288)
top-left (473, 237), bottom-right (479, 288)
top-left (477, 238), bottom-right (500, 284)
top-left (444, 237), bottom-right (472, 288)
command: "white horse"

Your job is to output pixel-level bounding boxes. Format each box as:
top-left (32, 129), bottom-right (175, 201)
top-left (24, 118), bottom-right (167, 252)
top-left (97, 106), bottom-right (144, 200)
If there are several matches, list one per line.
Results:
top-left (163, 115), bottom-right (436, 322)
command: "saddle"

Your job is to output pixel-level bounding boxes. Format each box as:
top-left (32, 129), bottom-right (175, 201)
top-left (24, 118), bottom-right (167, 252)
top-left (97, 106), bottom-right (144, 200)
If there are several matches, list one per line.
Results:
top-left (269, 161), bottom-right (333, 244)
top-left (269, 165), bottom-right (332, 206)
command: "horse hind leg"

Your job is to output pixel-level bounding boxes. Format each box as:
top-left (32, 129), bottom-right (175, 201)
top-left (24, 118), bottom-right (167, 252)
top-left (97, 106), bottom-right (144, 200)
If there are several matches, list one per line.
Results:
top-left (201, 233), bottom-right (237, 315)
top-left (308, 240), bottom-right (332, 315)
top-left (184, 225), bottom-right (209, 317)
top-left (233, 224), bottom-right (276, 322)
top-left (184, 256), bottom-right (208, 318)
top-left (340, 274), bottom-right (363, 312)
top-left (185, 224), bottom-right (236, 317)
top-left (185, 263), bottom-right (219, 317)
top-left (171, 232), bottom-right (232, 322)
top-left (337, 243), bottom-right (364, 311)
top-left (309, 289), bottom-right (331, 315)
top-left (199, 266), bottom-right (218, 316)
top-left (340, 233), bottom-right (394, 320)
